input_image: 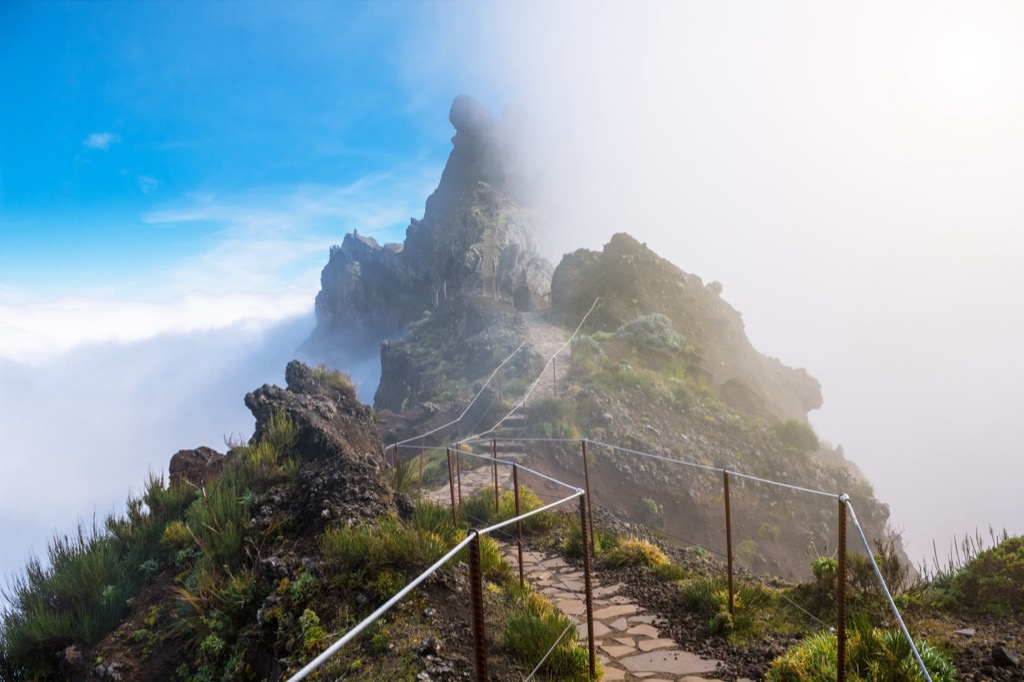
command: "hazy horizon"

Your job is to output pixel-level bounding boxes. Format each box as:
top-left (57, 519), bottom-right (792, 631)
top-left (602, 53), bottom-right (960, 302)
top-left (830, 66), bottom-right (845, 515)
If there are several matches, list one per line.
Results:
top-left (4, 0), bottom-right (1024, 586)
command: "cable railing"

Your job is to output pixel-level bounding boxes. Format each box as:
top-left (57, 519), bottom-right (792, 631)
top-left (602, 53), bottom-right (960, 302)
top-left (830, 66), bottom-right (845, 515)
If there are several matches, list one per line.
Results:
top-left (294, 299), bottom-right (934, 682)
top-left (286, 451), bottom-right (590, 682)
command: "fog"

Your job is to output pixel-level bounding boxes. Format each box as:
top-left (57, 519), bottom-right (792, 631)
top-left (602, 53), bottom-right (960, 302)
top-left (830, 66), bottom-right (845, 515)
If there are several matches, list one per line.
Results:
top-left (0, 314), bottom-right (327, 588)
top-left (5, 0), bottom-right (1023, 591)
top-left (427, 1), bottom-right (1024, 560)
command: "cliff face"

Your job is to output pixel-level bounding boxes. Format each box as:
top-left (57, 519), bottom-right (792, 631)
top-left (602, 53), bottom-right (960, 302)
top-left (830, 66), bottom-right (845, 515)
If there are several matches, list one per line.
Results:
top-left (304, 95), bottom-right (554, 361)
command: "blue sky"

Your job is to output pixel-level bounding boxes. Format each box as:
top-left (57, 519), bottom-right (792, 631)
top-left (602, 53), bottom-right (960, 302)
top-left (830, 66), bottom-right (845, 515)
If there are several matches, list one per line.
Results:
top-left (3, 0), bottom-right (1024, 585)
top-left (1, 1), bottom-right (475, 304)
top-left (0, 0), bottom-right (494, 584)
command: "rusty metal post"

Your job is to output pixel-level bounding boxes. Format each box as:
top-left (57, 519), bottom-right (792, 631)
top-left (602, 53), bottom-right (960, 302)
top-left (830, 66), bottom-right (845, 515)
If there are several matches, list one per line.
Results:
top-left (581, 440), bottom-right (596, 555)
top-left (513, 464), bottom-right (525, 589)
top-left (447, 448), bottom-right (457, 526)
top-left (837, 496), bottom-right (848, 682)
top-left (456, 447), bottom-right (463, 510)
top-left (492, 438), bottom-right (499, 514)
top-left (724, 470), bottom-right (735, 615)
top-left (467, 531), bottom-right (489, 681)
top-left (579, 495), bottom-right (597, 680)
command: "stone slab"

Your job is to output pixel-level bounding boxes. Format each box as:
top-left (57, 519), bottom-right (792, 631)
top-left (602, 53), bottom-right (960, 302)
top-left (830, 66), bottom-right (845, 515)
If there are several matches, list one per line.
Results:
top-left (638, 638), bottom-right (676, 652)
top-left (619, 650), bottom-right (723, 675)
top-left (626, 624), bottom-right (661, 638)
top-left (593, 604), bottom-right (639, 619)
top-left (607, 617), bottom-right (629, 631)
top-left (600, 644), bottom-right (636, 659)
top-left (578, 620), bottom-right (611, 639)
top-left (628, 614), bottom-right (659, 624)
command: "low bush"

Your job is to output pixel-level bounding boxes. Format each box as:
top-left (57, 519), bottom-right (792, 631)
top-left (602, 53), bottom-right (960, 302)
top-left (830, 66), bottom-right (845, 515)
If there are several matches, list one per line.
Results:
top-left (602, 538), bottom-right (669, 569)
top-left (526, 397), bottom-right (580, 439)
top-left (614, 313), bottom-right (686, 351)
top-left (319, 515), bottom-right (448, 580)
top-left (677, 574), bottom-right (776, 638)
top-left (458, 485), bottom-right (556, 536)
top-left (945, 535), bottom-right (1024, 615)
top-left (501, 589), bottom-right (599, 681)
top-left (563, 524), bottom-right (618, 559)
top-left (774, 420), bottom-right (819, 454)
top-left (766, 624), bottom-right (955, 682)
top-left (311, 363), bottom-right (357, 401)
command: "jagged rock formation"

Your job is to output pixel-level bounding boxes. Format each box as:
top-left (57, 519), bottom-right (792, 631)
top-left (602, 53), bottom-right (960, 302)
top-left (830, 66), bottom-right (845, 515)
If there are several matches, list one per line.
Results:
top-left (374, 295), bottom-right (531, 413)
top-left (304, 95), bottom-right (554, 363)
top-left (552, 233), bottom-right (823, 422)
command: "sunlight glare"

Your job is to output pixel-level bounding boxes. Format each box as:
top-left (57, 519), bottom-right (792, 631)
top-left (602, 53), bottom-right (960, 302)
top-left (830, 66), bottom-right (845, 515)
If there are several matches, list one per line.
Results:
top-left (907, 3), bottom-right (1023, 118)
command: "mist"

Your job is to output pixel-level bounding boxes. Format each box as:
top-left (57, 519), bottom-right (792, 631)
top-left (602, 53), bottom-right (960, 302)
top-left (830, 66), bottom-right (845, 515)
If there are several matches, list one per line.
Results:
top-left (424, 1), bottom-right (1024, 560)
top-left (5, 0), bottom-right (1023, 591)
top-left (0, 313), bottom-right (342, 588)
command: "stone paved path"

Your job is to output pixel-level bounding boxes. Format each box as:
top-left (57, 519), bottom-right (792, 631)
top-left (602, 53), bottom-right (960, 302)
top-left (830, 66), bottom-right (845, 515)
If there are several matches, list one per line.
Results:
top-left (501, 544), bottom-right (728, 681)
top-left (424, 468), bottom-right (733, 680)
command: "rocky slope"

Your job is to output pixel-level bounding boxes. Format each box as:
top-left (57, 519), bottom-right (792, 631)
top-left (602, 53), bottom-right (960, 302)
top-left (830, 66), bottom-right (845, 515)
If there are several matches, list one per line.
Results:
top-left (552, 232), bottom-right (822, 423)
top-left (297, 96), bottom-right (899, 579)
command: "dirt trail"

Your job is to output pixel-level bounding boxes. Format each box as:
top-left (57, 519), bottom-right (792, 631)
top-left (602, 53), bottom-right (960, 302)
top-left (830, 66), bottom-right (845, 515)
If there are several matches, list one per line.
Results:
top-left (522, 311), bottom-right (572, 400)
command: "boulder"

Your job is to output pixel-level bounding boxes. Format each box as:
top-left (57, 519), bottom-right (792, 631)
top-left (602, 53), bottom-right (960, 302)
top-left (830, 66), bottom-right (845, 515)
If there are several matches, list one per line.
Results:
top-left (168, 446), bottom-right (224, 487)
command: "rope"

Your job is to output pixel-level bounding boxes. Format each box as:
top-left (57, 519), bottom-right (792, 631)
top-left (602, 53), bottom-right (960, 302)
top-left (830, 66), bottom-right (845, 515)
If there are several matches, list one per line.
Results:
top-left (285, 532), bottom-right (476, 682)
top-left (447, 448), bottom-right (581, 493)
top-left (843, 496), bottom-right (934, 682)
top-left (391, 340), bottom-right (528, 448)
top-left (585, 439), bottom-right (840, 499)
top-left (469, 297), bottom-right (603, 443)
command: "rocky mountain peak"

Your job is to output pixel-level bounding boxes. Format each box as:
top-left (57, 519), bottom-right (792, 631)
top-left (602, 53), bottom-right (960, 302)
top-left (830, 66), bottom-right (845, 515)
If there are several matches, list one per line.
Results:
top-left (304, 95), bottom-right (553, 365)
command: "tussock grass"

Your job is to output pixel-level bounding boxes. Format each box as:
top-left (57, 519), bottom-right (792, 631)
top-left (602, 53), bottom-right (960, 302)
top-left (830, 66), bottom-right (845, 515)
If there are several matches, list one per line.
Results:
top-left (602, 537), bottom-right (669, 569)
top-left (766, 623), bottom-right (955, 682)
top-left (458, 484), bottom-right (556, 535)
top-left (2, 410), bottom-right (300, 679)
top-left (678, 574), bottom-right (780, 638)
top-left (311, 363), bottom-right (357, 401)
top-left (319, 515), bottom-right (448, 579)
top-left (501, 587), bottom-right (600, 681)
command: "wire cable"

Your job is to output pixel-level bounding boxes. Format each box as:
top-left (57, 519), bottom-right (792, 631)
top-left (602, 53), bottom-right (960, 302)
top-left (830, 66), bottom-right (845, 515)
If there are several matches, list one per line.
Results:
top-left (844, 496), bottom-right (934, 682)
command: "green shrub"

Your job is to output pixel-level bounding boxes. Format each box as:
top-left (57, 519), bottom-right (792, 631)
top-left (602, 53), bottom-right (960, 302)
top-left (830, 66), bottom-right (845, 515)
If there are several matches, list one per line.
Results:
top-left (458, 485), bottom-right (555, 536)
top-left (677, 575), bottom-right (776, 638)
top-left (502, 590), bottom-right (598, 681)
top-left (571, 335), bottom-right (604, 360)
top-left (946, 535), bottom-right (1024, 615)
top-left (526, 397), bottom-right (579, 439)
top-left (1, 523), bottom-right (136, 676)
top-left (319, 515), bottom-right (448, 580)
top-left (389, 452), bottom-right (419, 495)
top-left (766, 625), bottom-right (955, 682)
top-left (774, 420), bottom-right (819, 454)
top-left (602, 538), bottom-right (669, 569)
top-left (412, 501), bottom-right (460, 545)
top-left (563, 524), bottom-right (617, 559)
top-left (614, 313), bottom-right (686, 351)
top-left (311, 363), bottom-right (357, 401)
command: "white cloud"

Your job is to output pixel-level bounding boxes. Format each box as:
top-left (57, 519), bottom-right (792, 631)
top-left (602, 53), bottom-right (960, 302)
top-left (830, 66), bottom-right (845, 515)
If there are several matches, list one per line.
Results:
top-left (0, 169), bottom-right (442, 365)
top-left (0, 291), bottom-right (312, 364)
top-left (0, 313), bottom-right (317, 589)
top-left (137, 175), bottom-right (160, 194)
top-left (83, 132), bottom-right (119, 150)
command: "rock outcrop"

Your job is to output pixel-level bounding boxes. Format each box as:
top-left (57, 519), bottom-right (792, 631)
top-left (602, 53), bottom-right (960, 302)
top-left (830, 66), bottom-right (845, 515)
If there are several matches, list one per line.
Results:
top-left (304, 95), bottom-right (554, 364)
top-left (551, 233), bottom-right (823, 422)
